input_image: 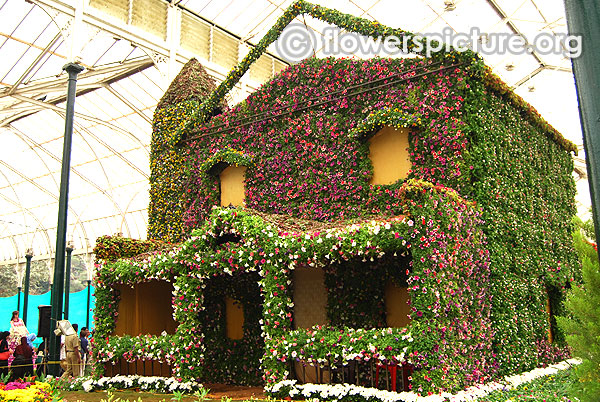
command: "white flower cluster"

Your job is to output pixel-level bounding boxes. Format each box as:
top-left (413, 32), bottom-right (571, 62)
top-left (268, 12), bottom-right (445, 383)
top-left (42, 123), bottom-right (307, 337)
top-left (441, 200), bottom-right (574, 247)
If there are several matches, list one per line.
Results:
top-left (267, 380), bottom-right (439, 402)
top-left (266, 359), bottom-right (580, 402)
top-left (448, 358), bottom-right (581, 402)
top-left (73, 375), bottom-right (204, 394)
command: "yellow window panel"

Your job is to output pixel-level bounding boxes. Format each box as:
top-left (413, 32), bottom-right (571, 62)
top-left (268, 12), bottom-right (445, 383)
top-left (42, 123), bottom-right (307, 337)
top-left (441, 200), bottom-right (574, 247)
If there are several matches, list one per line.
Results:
top-left (219, 166), bottom-right (246, 207)
top-left (292, 266), bottom-right (328, 329)
top-left (225, 296), bottom-right (245, 340)
top-left (385, 281), bottom-right (411, 328)
top-left (369, 126), bottom-right (411, 185)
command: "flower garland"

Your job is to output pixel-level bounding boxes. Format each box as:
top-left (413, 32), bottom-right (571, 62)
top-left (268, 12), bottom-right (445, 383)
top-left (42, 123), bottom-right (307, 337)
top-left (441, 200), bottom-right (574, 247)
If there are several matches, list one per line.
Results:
top-left (95, 334), bottom-right (177, 365)
top-left (270, 327), bottom-right (414, 367)
top-left (199, 148), bottom-right (256, 174)
top-left (348, 109), bottom-right (423, 140)
top-left (57, 375), bottom-right (203, 394)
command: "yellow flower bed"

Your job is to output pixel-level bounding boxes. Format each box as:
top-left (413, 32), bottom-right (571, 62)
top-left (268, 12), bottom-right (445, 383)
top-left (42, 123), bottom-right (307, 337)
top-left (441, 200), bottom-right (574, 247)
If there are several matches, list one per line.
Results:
top-left (0, 382), bottom-right (55, 402)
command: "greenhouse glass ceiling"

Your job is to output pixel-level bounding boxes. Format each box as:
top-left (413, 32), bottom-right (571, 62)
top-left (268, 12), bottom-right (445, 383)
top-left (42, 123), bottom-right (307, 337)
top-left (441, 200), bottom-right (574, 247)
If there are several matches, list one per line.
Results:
top-left (0, 0), bottom-right (590, 267)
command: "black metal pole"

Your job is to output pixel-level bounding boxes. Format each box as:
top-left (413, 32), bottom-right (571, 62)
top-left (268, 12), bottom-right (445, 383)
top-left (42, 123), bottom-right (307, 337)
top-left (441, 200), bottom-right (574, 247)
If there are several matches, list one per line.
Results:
top-left (564, 1), bottom-right (600, 254)
top-left (17, 286), bottom-right (21, 312)
top-left (64, 244), bottom-right (73, 320)
top-left (49, 260), bottom-right (53, 306)
top-left (23, 250), bottom-right (33, 325)
top-left (86, 279), bottom-right (91, 328)
top-left (48, 62), bottom-right (84, 377)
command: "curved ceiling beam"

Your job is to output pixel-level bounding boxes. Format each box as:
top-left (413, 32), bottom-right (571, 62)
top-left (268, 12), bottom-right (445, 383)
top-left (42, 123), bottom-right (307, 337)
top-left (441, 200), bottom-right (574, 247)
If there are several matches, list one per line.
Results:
top-left (0, 126), bottom-right (59, 255)
top-left (0, 221), bottom-right (21, 263)
top-left (3, 94), bottom-right (150, 154)
top-left (0, 159), bottom-right (87, 245)
top-left (67, 118), bottom-right (133, 239)
top-left (0, 154), bottom-right (28, 229)
top-left (0, 192), bottom-right (53, 260)
top-left (103, 84), bottom-right (152, 125)
top-left (120, 185), bottom-right (149, 237)
top-left (9, 120), bottom-right (134, 234)
top-left (0, 57), bottom-right (154, 99)
top-left (71, 117), bottom-right (148, 178)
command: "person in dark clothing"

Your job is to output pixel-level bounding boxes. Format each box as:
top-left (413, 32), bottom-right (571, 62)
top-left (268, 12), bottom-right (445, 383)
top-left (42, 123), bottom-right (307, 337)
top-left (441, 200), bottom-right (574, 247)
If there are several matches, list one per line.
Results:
top-left (0, 331), bottom-right (10, 377)
top-left (11, 336), bottom-right (33, 379)
top-left (35, 339), bottom-right (46, 377)
top-left (79, 327), bottom-right (89, 376)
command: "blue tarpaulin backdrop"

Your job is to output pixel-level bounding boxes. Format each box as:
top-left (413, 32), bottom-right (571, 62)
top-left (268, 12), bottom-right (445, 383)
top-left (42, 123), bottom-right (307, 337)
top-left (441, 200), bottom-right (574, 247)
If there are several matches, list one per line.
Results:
top-left (0, 286), bottom-right (95, 334)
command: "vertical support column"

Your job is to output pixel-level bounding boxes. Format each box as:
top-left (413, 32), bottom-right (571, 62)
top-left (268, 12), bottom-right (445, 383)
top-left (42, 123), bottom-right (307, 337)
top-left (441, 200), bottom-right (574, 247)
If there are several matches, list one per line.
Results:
top-left (564, 1), bottom-right (600, 250)
top-left (64, 243), bottom-right (74, 320)
top-left (17, 286), bottom-right (22, 312)
top-left (23, 249), bottom-right (33, 325)
top-left (48, 258), bottom-right (54, 305)
top-left (48, 62), bottom-right (84, 377)
top-left (86, 279), bottom-right (92, 329)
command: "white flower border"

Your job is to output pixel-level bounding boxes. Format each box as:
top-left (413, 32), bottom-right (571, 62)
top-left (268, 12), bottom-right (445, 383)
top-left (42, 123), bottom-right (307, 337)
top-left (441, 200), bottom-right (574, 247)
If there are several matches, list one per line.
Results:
top-left (266, 358), bottom-right (581, 402)
top-left (62, 375), bottom-right (203, 394)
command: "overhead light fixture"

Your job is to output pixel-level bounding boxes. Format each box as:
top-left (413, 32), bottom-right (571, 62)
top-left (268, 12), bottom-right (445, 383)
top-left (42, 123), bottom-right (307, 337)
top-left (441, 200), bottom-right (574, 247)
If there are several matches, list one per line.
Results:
top-left (505, 63), bottom-right (515, 71)
top-left (444, 1), bottom-right (456, 11)
top-left (528, 85), bottom-right (536, 92)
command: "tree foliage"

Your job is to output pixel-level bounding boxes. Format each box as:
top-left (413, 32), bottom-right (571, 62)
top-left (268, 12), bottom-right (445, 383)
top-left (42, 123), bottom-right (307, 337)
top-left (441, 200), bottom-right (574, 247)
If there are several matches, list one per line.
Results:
top-left (556, 218), bottom-right (600, 401)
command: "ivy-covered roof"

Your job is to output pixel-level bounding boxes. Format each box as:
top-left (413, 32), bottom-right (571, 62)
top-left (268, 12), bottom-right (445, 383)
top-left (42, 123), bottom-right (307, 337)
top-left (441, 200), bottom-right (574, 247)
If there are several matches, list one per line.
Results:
top-left (178, 0), bottom-right (576, 154)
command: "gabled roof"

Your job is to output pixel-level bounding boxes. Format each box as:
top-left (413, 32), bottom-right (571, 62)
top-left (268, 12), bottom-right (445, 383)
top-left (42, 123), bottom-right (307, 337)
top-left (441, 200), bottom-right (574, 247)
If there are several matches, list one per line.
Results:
top-left (180, 0), bottom-right (577, 154)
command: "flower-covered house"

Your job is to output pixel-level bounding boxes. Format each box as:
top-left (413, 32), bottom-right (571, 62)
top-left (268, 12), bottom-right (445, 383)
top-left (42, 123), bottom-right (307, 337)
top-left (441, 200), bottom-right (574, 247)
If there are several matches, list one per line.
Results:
top-left (92, 1), bottom-right (579, 397)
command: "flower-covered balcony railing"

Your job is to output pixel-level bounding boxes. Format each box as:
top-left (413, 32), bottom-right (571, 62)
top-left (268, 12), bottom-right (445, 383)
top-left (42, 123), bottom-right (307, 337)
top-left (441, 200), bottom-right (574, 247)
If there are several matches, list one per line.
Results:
top-left (96, 334), bottom-right (177, 377)
top-left (272, 327), bottom-right (415, 392)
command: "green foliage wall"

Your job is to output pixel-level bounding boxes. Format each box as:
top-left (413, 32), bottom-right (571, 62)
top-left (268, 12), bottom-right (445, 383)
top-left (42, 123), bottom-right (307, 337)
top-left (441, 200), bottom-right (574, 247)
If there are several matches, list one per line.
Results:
top-left (463, 80), bottom-right (578, 375)
top-left (148, 59), bottom-right (226, 242)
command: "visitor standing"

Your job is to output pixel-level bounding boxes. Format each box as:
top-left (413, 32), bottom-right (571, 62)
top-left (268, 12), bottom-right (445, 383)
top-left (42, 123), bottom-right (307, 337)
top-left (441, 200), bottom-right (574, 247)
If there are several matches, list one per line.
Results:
top-left (79, 327), bottom-right (89, 376)
top-left (8, 311), bottom-right (28, 351)
top-left (0, 331), bottom-right (10, 377)
top-left (61, 323), bottom-right (81, 379)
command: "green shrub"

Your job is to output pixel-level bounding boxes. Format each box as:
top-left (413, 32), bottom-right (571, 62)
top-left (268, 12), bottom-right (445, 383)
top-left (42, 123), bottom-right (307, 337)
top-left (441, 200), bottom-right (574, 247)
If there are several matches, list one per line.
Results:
top-left (556, 218), bottom-right (600, 401)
